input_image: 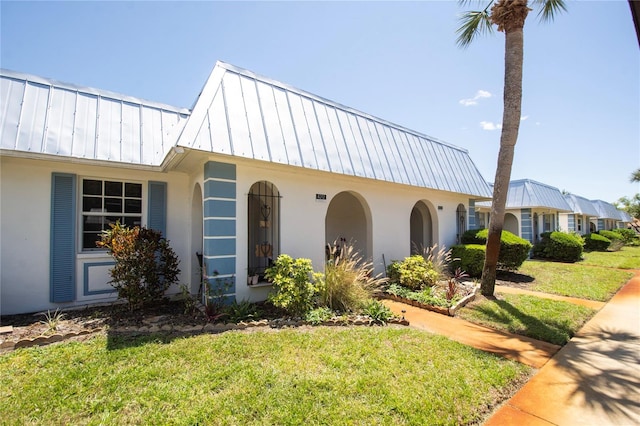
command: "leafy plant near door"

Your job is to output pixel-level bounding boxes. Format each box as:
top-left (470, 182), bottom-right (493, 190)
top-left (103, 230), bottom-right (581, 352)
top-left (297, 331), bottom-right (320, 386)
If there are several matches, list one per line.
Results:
top-left (98, 221), bottom-right (180, 310)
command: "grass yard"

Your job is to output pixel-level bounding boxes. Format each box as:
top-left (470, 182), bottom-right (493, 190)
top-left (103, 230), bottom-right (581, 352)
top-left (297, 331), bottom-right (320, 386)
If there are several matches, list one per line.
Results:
top-left (516, 261), bottom-right (633, 301)
top-left (580, 246), bottom-right (640, 270)
top-left (0, 327), bottom-right (529, 426)
top-left (457, 294), bottom-right (596, 345)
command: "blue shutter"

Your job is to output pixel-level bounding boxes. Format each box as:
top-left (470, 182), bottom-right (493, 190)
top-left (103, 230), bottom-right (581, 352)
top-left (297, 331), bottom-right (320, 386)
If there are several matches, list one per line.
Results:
top-left (148, 181), bottom-right (167, 237)
top-left (50, 173), bottom-right (76, 303)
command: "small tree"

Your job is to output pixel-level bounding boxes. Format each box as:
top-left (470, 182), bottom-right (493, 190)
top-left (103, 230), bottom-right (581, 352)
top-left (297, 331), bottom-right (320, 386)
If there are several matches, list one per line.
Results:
top-left (98, 222), bottom-right (180, 310)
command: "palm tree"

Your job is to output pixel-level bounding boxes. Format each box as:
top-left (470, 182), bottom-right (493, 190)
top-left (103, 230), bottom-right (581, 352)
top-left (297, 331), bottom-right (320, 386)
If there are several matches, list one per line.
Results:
top-left (631, 168), bottom-right (640, 183)
top-left (457, 0), bottom-right (566, 296)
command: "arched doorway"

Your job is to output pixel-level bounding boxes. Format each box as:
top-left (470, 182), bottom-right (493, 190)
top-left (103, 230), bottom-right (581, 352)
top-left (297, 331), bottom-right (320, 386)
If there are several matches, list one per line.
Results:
top-left (456, 204), bottom-right (467, 244)
top-left (325, 191), bottom-right (371, 260)
top-left (410, 201), bottom-right (435, 253)
top-left (190, 183), bottom-right (203, 294)
top-left (504, 213), bottom-right (519, 236)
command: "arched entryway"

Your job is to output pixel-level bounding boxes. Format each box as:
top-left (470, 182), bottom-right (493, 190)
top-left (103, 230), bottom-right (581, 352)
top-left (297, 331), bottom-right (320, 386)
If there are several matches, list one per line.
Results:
top-left (456, 204), bottom-right (467, 244)
top-left (410, 200), bottom-right (436, 253)
top-left (190, 183), bottom-right (203, 294)
top-left (325, 191), bottom-right (372, 260)
top-left (504, 212), bottom-right (519, 236)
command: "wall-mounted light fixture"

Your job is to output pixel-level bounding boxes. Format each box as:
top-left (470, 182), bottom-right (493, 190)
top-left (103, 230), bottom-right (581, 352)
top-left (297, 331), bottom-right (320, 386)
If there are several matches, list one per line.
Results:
top-left (438, 206), bottom-right (443, 210)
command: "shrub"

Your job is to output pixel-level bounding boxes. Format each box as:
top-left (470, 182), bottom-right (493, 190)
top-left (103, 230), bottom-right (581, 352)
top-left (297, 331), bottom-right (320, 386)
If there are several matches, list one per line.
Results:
top-left (386, 255), bottom-right (439, 290)
top-left (98, 222), bottom-right (180, 310)
top-left (598, 230), bottom-right (621, 241)
top-left (318, 242), bottom-right (387, 312)
top-left (612, 228), bottom-right (638, 244)
top-left (450, 244), bottom-right (486, 277)
top-left (265, 255), bottom-right (318, 316)
top-left (305, 307), bottom-right (334, 325)
top-left (461, 228), bottom-right (532, 270)
top-left (413, 243), bottom-right (454, 279)
top-left (534, 231), bottom-right (584, 262)
top-left (584, 233), bottom-right (611, 251)
top-left (362, 299), bottom-right (394, 324)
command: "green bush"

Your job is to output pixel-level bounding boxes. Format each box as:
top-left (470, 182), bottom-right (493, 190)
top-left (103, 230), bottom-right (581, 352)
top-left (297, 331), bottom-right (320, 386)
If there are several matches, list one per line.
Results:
top-left (265, 255), bottom-right (319, 316)
top-left (612, 228), bottom-right (638, 244)
top-left (461, 229), bottom-right (532, 270)
top-left (451, 244), bottom-right (486, 277)
top-left (534, 231), bottom-right (584, 262)
top-left (362, 299), bottom-right (394, 324)
top-left (386, 255), bottom-right (439, 290)
top-left (461, 229), bottom-right (485, 245)
top-left (598, 230), bottom-right (621, 241)
top-left (584, 233), bottom-right (611, 251)
top-left (98, 222), bottom-right (180, 310)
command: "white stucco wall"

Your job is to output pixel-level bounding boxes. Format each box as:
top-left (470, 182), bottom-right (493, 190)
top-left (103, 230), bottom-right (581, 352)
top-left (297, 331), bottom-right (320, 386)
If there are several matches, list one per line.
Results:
top-left (228, 157), bottom-right (471, 303)
top-left (1, 156), bottom-right (190, 316)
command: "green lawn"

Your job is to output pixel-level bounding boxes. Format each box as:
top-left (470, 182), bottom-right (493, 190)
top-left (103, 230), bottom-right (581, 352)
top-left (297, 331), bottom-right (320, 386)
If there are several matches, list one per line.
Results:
top-left (0, 328), bottom-right (529, 425)
top-left (516, 261), bottom-right (633, 301)
top-left (457, 294), bottom-right (596, 345)
top-left (580, 246), bottom-right (640, 270)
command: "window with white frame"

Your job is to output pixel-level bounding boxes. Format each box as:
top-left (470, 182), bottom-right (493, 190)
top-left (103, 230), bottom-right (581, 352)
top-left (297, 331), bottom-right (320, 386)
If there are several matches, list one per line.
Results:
top-left (81, 179), bottom-right (143, 250)
top-left (543, 213), bottom-right (554, 232)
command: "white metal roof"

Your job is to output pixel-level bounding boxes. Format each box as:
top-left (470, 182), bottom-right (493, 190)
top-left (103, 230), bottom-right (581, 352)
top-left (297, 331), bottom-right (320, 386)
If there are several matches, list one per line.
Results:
top-left (564, 194), bottom-right (599, 217)
top-left (177, 62), bottom-right (492, 197)
top-left (618, 210), bottom-right (633, 223)
top-left (0, 69), bottom-right (190, 166)
top-left (477, 179), bottom-right (572, 211)
top-left (591, 199), bottom-right (624, 220)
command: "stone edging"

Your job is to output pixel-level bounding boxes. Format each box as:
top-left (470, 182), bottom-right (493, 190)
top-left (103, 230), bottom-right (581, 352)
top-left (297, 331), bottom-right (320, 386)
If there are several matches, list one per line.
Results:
top-left (380, 285), bottom-right (480, 316)
top-left (0, 317), bottom-right (410, 354)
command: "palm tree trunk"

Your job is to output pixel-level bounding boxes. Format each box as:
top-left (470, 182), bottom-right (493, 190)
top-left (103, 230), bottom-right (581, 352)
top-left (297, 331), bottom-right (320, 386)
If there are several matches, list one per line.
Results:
top-left (481, 24), bottom-right (524, 296)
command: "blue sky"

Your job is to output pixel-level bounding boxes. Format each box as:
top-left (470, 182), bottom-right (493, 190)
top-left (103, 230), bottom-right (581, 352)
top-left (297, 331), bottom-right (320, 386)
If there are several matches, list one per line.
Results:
top-left (2, 1), bottom-right (638, 203)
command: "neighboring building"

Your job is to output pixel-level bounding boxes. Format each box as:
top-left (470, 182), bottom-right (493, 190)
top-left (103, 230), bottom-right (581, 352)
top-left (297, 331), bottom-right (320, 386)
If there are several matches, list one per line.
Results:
top-left (560, 193), bottom-right (600, 235)
top-left (590, 200), bottom-right (624, 231)
top-left (618, 210), bottom-right (634, 229)
top-left (475, 179), bottom-right (573, 245)
top-left (0, 62), bottom-right (492, 315)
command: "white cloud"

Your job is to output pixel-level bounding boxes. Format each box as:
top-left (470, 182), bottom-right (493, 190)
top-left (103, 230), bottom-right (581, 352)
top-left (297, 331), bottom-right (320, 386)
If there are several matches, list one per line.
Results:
top-left (459, 90), bottom-right (492, 106)
top-left (520, 115), bottom-right (529, 121)
top-left (480, 121), bottom-right (502, 131)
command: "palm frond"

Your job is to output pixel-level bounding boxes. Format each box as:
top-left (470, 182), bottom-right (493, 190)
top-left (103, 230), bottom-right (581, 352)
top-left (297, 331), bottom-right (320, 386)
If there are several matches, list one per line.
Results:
top-left (456, 9), bottom-right (493, 48)
top-left (533, 0), bottom-right (567, 22)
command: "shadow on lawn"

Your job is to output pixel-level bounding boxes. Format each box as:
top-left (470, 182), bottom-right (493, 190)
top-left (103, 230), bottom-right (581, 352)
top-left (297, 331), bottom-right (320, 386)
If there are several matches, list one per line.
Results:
top-left (472, 297), bottom-right (577, 346)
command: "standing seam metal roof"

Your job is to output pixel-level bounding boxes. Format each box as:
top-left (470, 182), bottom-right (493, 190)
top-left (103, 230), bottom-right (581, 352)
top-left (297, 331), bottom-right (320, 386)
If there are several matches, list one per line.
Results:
top-left (563, 194), bottom-right (599, 216)
top-left (591, 199), bottom-right (624, 220)
top-left (476, 179), bottom-right (572, 211)
top-left (177, 62), bottom-right (492, 198)
top-left (0, 63), bottom-right (492, 198)
top-left (0, 69), bottom-right (190, 166)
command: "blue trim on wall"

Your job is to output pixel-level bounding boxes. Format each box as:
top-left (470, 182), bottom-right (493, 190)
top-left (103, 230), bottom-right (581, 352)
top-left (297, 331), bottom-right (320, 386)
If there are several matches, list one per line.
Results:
top-left (83, 262), bottom-right (117, 295)
top-left (205, 161), bottom-right (236, 180)
top-left (50, 173), bottom-right (77, 303)
top-left (204, 199), bottom-right (236, 218)
top-left (521, 208), bottom-right (532, 243)
top-left (148, 181), bottom-right (167, 237)
top-left (203, 161), bottom-right (237, 302)
top-left (468, 199), bottom-right (476, 229)
top-left (598, 219), bottom-right (605, 231)
top-left (204, 180), bottom-right (236, 200)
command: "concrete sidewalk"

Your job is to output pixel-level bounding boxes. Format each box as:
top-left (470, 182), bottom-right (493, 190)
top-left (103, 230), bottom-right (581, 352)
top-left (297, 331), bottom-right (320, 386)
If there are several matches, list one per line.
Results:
top-left (485, 271), bottom-right (640, 425)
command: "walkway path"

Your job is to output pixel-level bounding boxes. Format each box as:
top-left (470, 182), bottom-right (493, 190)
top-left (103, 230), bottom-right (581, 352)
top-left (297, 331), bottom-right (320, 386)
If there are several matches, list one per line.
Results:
top-left (382, 299), bottom-right (560, 369)
top-left (383, 273), bottom-right (640, 424)
top-left (485, 271), bottom-right (640, 425)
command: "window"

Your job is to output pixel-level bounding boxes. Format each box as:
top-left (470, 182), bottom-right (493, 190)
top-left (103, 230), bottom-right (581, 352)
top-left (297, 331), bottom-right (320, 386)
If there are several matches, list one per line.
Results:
top-left (577, 217), bottom-right (583, 232)
top-left (82, 179), bottom-right (142, 250)
top-left (247, 181), bottom-right (280, 280)
top-left (543, 213), bottom-right (554, 232)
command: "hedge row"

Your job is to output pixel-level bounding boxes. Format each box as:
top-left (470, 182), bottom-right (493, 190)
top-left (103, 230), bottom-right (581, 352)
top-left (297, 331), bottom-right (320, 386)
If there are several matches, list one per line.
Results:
top-left (533, 231), bottom-right (584, 262)
top-left (452, 229), bottom-right (532, 277)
